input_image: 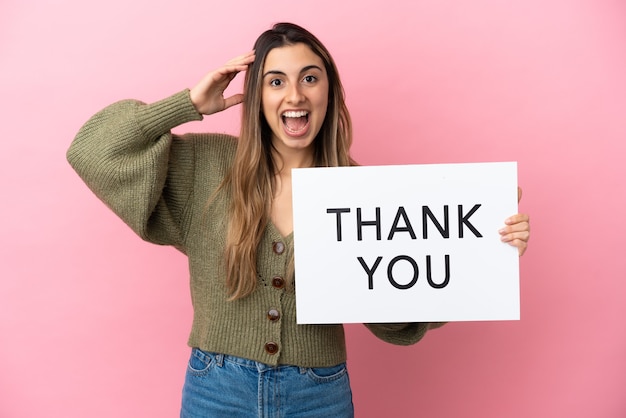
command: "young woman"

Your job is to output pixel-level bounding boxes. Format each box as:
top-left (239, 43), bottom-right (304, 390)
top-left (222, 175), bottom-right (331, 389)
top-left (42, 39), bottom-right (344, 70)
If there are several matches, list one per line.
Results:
top-left (67, 22), bottom-right (530, 417)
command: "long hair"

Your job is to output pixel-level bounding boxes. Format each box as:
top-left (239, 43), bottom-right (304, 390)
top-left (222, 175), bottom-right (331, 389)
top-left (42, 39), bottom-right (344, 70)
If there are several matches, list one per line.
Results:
top-left (223, 22), bottom-right (354, 300)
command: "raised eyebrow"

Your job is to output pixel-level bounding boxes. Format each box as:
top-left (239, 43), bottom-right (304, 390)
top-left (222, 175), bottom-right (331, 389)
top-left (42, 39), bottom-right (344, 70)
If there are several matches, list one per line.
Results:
top-left (301, 65), bottom-right (323, 74)
top-left (262, 65), bottom-right (324, 78)
top-left (263, 70), bottom-right (285, 78)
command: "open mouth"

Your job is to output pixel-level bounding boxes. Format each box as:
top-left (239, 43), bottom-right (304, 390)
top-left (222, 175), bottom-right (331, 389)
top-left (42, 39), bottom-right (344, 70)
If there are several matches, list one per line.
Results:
top-left (282, 110), bottom-right (310, 135)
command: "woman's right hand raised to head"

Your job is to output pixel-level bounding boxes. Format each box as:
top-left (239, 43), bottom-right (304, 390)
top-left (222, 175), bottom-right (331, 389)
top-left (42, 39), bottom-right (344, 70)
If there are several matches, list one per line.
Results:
top-left (189, 50), bottom-right (255, 115)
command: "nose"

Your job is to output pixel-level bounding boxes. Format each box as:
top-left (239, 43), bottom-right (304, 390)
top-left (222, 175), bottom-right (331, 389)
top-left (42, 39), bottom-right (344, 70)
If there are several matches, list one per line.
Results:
top-left (286, 83), bottom-right (305, 104)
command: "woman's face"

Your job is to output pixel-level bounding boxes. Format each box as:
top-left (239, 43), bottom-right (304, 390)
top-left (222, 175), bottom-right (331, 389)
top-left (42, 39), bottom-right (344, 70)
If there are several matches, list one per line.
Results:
top-left (261, 43), bottom-right (329, 159)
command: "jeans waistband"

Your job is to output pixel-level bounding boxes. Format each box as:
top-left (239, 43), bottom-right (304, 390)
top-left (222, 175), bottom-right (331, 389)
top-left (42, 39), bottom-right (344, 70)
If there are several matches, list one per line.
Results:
top-left (197, 349), bottom-right (307, 373)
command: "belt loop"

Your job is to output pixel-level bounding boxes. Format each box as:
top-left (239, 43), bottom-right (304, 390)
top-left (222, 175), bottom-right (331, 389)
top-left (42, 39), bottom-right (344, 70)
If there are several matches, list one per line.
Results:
top-left (215, 353), bottom-right (224, 367)
top-left (299, 367), bottom-right (307, 374)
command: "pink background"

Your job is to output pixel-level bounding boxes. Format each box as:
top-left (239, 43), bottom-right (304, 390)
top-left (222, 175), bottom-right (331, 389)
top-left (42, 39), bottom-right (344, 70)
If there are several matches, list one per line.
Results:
top-left (2, 0), bottom-right (625, 417)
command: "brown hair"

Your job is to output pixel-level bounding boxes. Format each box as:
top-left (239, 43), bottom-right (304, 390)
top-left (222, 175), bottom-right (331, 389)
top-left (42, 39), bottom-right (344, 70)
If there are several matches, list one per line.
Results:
top-left (223, 22), bottom-right (354, 300)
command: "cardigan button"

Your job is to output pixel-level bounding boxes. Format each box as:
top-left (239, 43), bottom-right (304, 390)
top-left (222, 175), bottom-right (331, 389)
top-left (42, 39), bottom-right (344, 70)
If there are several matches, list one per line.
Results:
top-left (264, 342), bottom-right (279, 355)
top-left (267, 308), bottom-right (280, 321)
top-left (271, 276), bottom-right (285, 289)
top-left (272, 241), bottom-right (285, 255)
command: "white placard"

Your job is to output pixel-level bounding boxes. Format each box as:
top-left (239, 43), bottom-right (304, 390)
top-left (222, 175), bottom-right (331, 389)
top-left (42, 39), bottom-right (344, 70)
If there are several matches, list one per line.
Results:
top-left (292, 162), bottom-right (519, 324)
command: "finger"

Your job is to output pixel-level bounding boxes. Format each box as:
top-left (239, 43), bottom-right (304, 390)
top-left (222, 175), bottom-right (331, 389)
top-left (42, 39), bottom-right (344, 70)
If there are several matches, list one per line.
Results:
top-left (223, 93), bottom-right (245, 110)
top-left (204, 51), bottom-right (255, 83)
top-left (516, 241), bottom-right (528, 256)
top-left (499, 221), bottom-right (530, 235)
top-left (227, 50), bottom-right (255, 61)
top-left (214, 64), bottom-right (251, 80)
top-left (500, 230), bottom-right (530, 243)
top-left (209, 52), bottom-right (255, 85)
top-left (505, 239), bottom-right (528, 257)
top-left (505, 213), bottom-right (530, 225)
top-left (225, 50), bottom-right (256, 66)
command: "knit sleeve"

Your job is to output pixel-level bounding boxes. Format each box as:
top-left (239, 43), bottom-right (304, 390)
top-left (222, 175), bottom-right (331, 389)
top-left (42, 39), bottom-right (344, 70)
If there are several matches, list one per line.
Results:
top-left (66, 90), bottom-right (203, 251)
top-left (364, 322), bottom-right (447, 346)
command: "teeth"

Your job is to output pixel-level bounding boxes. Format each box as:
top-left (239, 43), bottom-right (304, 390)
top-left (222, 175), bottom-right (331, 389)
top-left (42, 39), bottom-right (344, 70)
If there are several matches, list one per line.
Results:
top-left (282, 110), bottom-right (308, 118)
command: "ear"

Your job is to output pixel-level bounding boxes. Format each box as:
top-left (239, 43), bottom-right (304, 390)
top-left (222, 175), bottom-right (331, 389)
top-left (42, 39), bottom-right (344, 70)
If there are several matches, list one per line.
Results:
top-left (517, 187), bottom-right (523, 203)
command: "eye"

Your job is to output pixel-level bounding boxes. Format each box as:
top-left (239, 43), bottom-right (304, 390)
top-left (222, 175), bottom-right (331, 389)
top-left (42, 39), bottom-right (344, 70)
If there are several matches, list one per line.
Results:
top-left (269, 78), bottom-right (283, 87)
top-left (303, 75), bottom-right (317, 84)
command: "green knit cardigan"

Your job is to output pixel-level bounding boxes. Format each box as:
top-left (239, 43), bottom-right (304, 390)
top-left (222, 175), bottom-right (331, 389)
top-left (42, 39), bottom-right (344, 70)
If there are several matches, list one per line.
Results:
top-left (67, 90), bottom-right (441, 367)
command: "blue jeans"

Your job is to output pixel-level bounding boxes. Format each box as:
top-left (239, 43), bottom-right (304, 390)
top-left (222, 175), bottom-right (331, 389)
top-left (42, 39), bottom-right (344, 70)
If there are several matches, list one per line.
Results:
top-left (181, 348), bottom-right (354, 418)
